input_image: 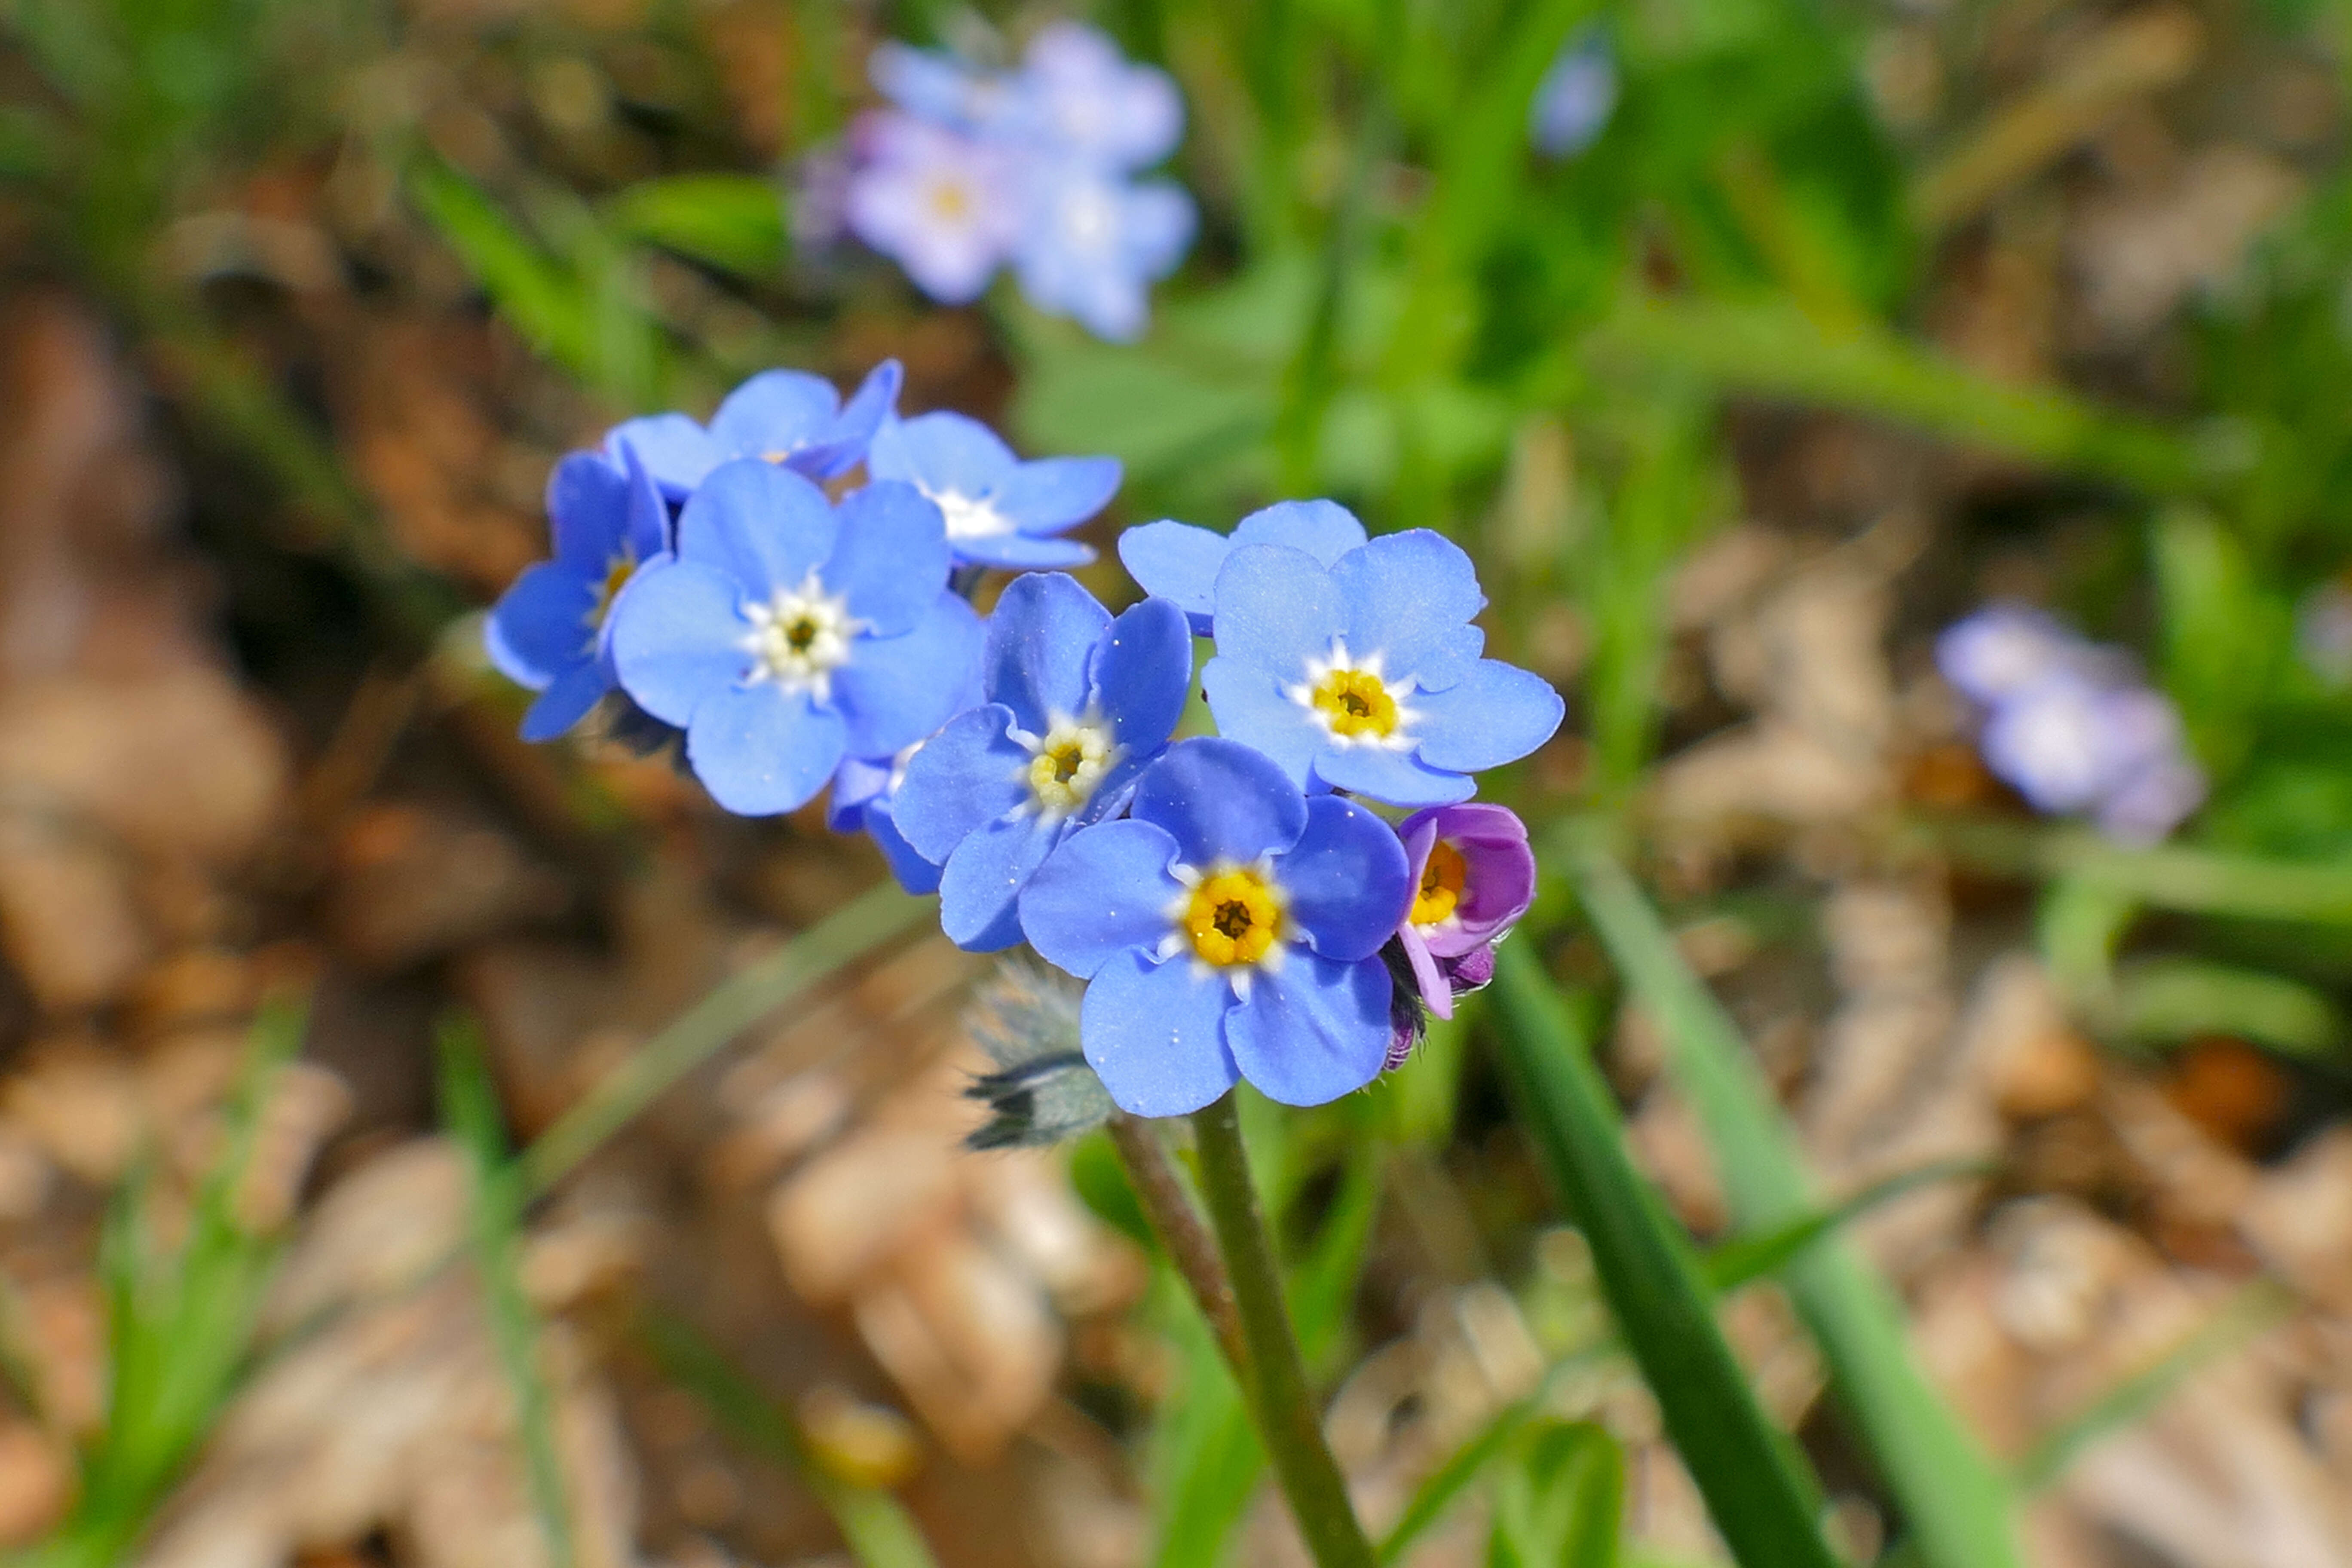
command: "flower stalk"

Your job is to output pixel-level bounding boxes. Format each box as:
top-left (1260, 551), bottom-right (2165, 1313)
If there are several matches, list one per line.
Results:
top-left (1103, 1112), bottom-right (1246, 1377)
top-left (1188, 1093), bottom-right (1378, 1568)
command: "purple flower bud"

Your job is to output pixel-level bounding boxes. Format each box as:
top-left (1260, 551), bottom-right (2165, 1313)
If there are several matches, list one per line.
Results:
top-left (1393, 803), bottom-right (1535, 1023)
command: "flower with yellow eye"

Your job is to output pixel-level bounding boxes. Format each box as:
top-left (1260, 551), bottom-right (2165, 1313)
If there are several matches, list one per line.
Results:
top-left (1392, 804), bottom-right (1535, 1025)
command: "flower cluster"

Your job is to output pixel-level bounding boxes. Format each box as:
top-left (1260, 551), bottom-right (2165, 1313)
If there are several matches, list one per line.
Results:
top-left (490, 369), bottom-right (1562, 1124)
top-left (844, 23), bottom-right (1196, 342)
top-left (1936, 603), bottom-right (2205, 844)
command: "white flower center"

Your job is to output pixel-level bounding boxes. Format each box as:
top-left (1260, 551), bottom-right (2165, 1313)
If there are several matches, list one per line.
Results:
top-left (1286, 639), bottom-right (1419, 751)
top-left (927, 487), bottom-right (1016, 542)
top-left (1058, 184), bottom-right (1118, 251)
top-left (1011, 712), bottom-right (1120, 820)
top-left (739, 571), bottom-right (861, 701)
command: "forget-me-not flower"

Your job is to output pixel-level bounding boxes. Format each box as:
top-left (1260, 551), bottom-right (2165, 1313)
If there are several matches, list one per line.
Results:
top-left (1019, 738), bottom-right (1412, 1116)
top-left (867, 411), bottom-right (1121, 569)
top-left (1202, 523), bottom-right (1565, 805)
top-left (1120, 499), bottom-right (1369, 634)
top-left (607, 459), bottom-right (981, 815)
top-left (487, 447), bottom-right (668, 741)
top-left (1530, 28), bottom-right (1617, 159)
top-left (1393, 803), bottom-right (1534, 1023)
top-left (845, 113), bottom-right (1023, 303)
top-left (1015, 161), bottom-right (1196, 343)
top-left (1019, 23), bottom-right (1184, 170)
top-left (605, 361), bottom-right (903, 501)
top-left (894, 573), bottom-right (1191, 949)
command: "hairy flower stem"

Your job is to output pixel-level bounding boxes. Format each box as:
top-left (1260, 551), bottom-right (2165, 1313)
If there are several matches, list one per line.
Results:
top-left (1189, 1094), bottom-right (1378, 1568)
top-left (1105, 1113), bottom-right (1247, 1377)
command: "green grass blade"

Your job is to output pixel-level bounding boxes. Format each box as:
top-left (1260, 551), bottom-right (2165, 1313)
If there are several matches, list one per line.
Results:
top-left (1703, 1158), bottom-right (1992, 1294)
top-left (1378, 1400), bottom-right (1533, 1564)
top-left (1925, 816), bottom-right (2352, 924)
top-left (1488, 944), bottom-right (1839, 1568)
top-left (636, 1310), bottom-right (940, 1568)
top-left (520, 881), bottom-right (931, 1197)
top-left (2015, 1281), bottom-right (2293, 1492)
top-left (602, 173), bottom-right (787, 279)
top-left (1565, 844), bottom-right (2024, 1568)
top-left (438, 1018), bottom-right (577, 1568)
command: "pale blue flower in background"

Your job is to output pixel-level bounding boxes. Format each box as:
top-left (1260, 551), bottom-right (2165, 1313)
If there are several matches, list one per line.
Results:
top-left (1530, 28), bottom-right (1617, 159)
top-left (845, 113), bottom-right (1023, 303)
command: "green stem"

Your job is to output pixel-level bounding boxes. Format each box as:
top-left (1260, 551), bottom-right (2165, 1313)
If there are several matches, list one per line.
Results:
top-left (1188, 1094), bottom-right (1378, 1568)
top-left (1104, 1113), bottom-right (1248, 1379)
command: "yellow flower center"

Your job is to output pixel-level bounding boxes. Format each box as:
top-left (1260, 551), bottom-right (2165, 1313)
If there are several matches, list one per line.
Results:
top-left (1411, 839), bottom-right (1467, 927)
top-left (1184, 868), bottom-right (1285, 968)
top-left (783, 615), bottom-right (821, 652)
top-left (1311, 668), bottom-right (1399, 739)
top-left (1022, 718), bottom-right (1117, 818)
top-left (585, 552), bottom-right (637, 634)
top-left (928, 179), bottom-right (974, 223)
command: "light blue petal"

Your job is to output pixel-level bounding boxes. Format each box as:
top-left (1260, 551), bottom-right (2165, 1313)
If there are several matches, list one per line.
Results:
top-left (892, 704), bottom-right (1028, 864)
top-left (1231, 499), bottom-right (1368, 564)
top-left (1333, 529), bottom-right (1485, 693)
top-left (606, 560), bottom-right (751, 726)
top-left (606, 413), bottom-right (721, 497)
top-left (867, 410), bottom-right (1016, 498)
top-left (1080, 949), bottom-right (1240, 1118)
top-left (833, 593), bottom-right (986, 757)
top-left (827, 753), bottom-right (893, 831)
top-left (864, 794), bottom-right (942, 895)
top-left (674, 459), bottom-right (838, 600)
top-left (1093, 597), bottom-right (1192, 753)
top-left (1020, 819), bottom-right (1183, 979)
top-left (824, 480), bottom-right (949, 637)
top-left (1226, 953), bottom-right (1390, 1107)
top-left (819, 359), bottom-right (903, 475)
top-left (953, 533), bottom-right (1097, 570)
top-left (685, 683), bottom-right (846, 816)
top-left (1120, 180), bottom-right (1195, 276)
top-left (1131, 738), bottom-right (1307, 868)
top-left (1211, 543), bottom-right (1347, 682)
top-left (1117, 521), bottom-right (1228, 631)
top-left (938, 813), bottom-right (1061, 951)
top-left (1198, 658), bottom-right (1324, 791)
top-left (984, 572), bottom-right (1109, 732)
top-left (519, 659), bottom-right (612, 742)
top-left (545, 453), bottom-right (629, 567)
top-left (707, 370), bottom-right (839, 462)
top-left (1310, 744), bottom-right (1476, 807)
top-left (991, 456), bottom-right (1121, 533)
top-left (620, 447), bottom-right (669, 562)
top-left (487, 561), bottom-right (594, 688)
top-left (1411, 661), bottom-right (1567, 773)
top-left (1276, 796), bottom-right (1412, 962)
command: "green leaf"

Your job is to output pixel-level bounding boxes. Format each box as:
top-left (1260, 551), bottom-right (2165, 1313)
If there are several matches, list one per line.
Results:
top-left (603, 173), bottom-right (789, 279)
top-left (1488, 943), bottom-right (1840, 1568)
top-left (1702, 1158), bottom-right (1991, 1294)
top-left (1563, 839), bottom-right (2024, 1568)
top-left (410, 158), bottom-right (594, 376)
top-left (1488, 1421), bottom-right (1623, 1568)
top-left (636, 1310), bottom-right (941, 1568)
top-left (2108, 958), bottom-right (2344, 1059)
top-left (2153, 507), bottom-right (2290, 779)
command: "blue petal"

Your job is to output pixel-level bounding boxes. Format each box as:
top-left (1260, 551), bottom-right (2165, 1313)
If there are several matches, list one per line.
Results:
top-left (1225, 953), bottom-right (1390, 1107)
top-left (1310, 744), bottom-right (1476, 807)
top-left (685, 683), bottom-right (847, 815)
top-left (1333, 530), bottom-right (1485, 693)
top-left (1019, 819), bottom-right (1183, 979)
top-left (892, 704), bottom-right (1028, 864)
top-left (1232, 499), bottom-right (1367, 564)
top-left (939, 813), bottom-right (1061, 951)
top-left (545, 453), bottom-right (630, 567)
top-left (706, 371), bottom-right (839, 464)
top-left (1117, 521), bottom-right (1228, 631)
top-left (827, 753), bottom-right (893, 831)
top-left (833, 593), bottom-right (985, 757)
top-left (1198, 657), bottom-right (1324, 791)
top-left (985, 573), bottom-right (1109, 732)
top-left (607, 413), bottom-right (721, 497)
top-left (825, 480), bottom-right (950, 637)
top-left (1092, 597), bottom-right (1192, 753)
top-left (1211, 543), bottom-right (1347, 681)
top-left (1277, 796), bottom-right (1412, 962)
top-left (864, 794), bottom-right (943, 895)
top-left (827, 359), bottom-right (902, 456)
top-left (620, 447), bottom-right (670, 561)
top-left (991, 455), bottom-right (1121, 533)
top-left (674, 459), bottom-right (838, 600)
top-left (953, 533), bottom-right (1098, 570)
top-left (1080, 949), bottom-right (1240, 1117)
top-left (487, 561), bottom-right (594, 689)
top-left (1131, 738), bottom-right (1308, 868)
top-left (1411, 661), bottom-right (1567, 773)
top-left (867, 410), bottom-right (1015, 497)
top-left (607, 560), bottom-right (752, 726)
top-left (519, 658), bottom-right (613, 742)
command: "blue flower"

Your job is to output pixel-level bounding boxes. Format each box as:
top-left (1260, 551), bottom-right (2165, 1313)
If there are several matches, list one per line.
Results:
top-left (607, 459), bottom-right (983, 815)
top-left (894, 573), bottom-right (1191, 949)
top-left (486, 447), bottom-right (668, 741)
top-left (1200, 524), bottom-right (1565, 806)
top-left (867, 411), bottom-right (1121, 569)
top-left (1013, 160), bottom-right (1194, 342)
top-left (845, 113), bottom-right (1023, 303)
top-left (828, 753), bottom-right (947, 894)
top-left (1018, 738), bottom-right (1411, 1116)
top-left (604, 361), bottom-right (903, 501)
top-left (1119, 499), bottom-right (1369, 634)
top-left (1018, 23), bottom-right (1185, 172)
top-left (1529, 28), bottom-right (1617, 159)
